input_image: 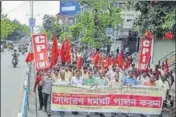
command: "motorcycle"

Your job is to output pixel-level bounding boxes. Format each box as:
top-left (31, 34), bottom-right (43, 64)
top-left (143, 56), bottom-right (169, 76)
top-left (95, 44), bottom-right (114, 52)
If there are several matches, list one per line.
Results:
top-left (21, 50), bottom-right (25, 55)
top-left (12, 58), bottom-right (18, 68)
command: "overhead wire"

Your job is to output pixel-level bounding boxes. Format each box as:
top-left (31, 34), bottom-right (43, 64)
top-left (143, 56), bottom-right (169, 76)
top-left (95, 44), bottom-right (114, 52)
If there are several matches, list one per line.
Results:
top-left (5, 2), bottom-right (28, 15)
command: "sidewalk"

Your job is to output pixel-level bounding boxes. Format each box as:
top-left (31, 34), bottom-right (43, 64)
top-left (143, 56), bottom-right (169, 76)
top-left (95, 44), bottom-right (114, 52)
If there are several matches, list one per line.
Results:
top-left (27, 65), bottom-right (171, 117)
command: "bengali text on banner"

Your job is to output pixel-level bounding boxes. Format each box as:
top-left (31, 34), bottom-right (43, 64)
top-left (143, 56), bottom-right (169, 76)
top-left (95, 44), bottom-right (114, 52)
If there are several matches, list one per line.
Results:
top-left (51, 85), bottom-right (165, 115)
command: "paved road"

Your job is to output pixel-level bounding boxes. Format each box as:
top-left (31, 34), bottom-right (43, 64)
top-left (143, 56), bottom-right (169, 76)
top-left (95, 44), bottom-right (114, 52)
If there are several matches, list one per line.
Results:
top-left (1, 50), bottom-right (27, 117)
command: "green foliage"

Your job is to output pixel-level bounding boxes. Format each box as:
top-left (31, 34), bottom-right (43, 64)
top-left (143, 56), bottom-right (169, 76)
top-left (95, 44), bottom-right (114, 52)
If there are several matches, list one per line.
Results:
top-left (133, 1), bottom-right (176, 38)
top-left (1, 14), bottom-right (29, 40)
top-left (70, 0), bottom-right (122, 48)
top-left (42, 14), bottom-right (62, 40)
top-left (69, 23), bottom-right (82, 40)
top-left (162, 11), bottom-right (175, 29)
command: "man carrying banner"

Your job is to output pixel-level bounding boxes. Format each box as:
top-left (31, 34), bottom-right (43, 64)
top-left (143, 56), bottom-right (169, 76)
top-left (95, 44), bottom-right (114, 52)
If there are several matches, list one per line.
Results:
top-left (41, 71), bottom-right (55, 116)
top-left (71, 69), bottom-right (83, 115)
top-left (53, 70), bottom-right (69, 117)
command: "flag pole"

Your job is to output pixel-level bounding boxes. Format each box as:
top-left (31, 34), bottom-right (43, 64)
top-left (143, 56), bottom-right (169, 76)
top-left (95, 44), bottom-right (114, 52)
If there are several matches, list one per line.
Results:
top-left (150, 35), bottom-right (154, 65)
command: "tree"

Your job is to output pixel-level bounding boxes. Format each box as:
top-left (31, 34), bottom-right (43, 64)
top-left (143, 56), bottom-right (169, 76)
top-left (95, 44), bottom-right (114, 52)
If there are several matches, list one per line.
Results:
top-left (69, 1), bottom-right (123, 48)
top-left (1, 14), bottom-right (17, 40)
top-left (162, 10), bottom-right (175, 30)
top-left (42, 14), bottom-right (62, 40)
top-left (1, 14), bottom-right (29, 40)
top-left (6, 20), bottom-right (30, 41)
top-left (133, 1), bottom-right (176, 38)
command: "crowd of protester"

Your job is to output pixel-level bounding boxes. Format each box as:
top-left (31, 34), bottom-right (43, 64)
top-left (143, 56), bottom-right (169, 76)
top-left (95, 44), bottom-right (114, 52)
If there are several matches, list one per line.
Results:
top-left (33, 49), bottom-right (175, 117)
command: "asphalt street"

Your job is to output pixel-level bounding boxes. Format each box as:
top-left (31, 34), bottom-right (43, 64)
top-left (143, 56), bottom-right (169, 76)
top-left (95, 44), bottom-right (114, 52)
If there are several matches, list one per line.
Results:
top-left (1, 50), bottom-right (27, 117)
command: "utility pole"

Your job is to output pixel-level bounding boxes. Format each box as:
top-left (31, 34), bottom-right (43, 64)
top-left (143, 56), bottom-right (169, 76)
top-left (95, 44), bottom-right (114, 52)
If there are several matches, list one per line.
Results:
top-left (30, 1), bottom-right (34, 34)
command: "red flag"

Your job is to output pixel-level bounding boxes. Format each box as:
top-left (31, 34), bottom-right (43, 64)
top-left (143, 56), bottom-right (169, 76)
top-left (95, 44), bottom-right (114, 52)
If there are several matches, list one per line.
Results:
top-left (60, 40), bottom-right (66, 63)
top-left (145, 29), bottom-right (152, 40)
top-left (164, 32), bottom-right (173, 40)
top-left (98, 55), bottom-right (103, 67)
top-left (117, 51), bottom-right (124, 68)
top-left (77, 56), bottom-right (83, 69)
top-left (103, 56), bottom-right (111, 69)
top-left (50, 33), bottom-right (59, 68)
top-left (124, 58), bottom-right (131, 70)
top-left (64, 37), bottom-right (71, 63)
top-left (111, 57), bottom-right (116, 65)
top-left (25, 52), bottom-right (34, 63)
top-left (93, 52), bottom-right (100, 66)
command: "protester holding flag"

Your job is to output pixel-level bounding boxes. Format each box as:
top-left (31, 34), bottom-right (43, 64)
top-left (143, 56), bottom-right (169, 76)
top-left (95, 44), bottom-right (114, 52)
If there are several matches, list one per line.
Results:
top-left (33, 71), bottom-right (43, 110)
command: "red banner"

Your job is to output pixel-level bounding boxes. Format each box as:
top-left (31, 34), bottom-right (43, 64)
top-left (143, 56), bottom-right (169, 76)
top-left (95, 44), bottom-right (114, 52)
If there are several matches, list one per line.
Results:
top-left (138, 39), bottom-right (152, 71)
top-left (32, 34), bottom-right (50, 71)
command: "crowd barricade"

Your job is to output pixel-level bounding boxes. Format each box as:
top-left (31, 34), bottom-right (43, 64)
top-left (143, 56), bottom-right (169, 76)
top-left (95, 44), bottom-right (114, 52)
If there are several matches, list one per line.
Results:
top-left (51, 85), bottom-right (165, 116)
top-left (17, 63), bottom-right (31, 117)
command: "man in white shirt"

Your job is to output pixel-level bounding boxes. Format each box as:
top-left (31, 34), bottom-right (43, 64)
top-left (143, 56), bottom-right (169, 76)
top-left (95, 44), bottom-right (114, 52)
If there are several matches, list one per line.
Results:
top-left (106, 65), bottom-right (116, 80)
top-left (137, 71), bottom-right (149, 85)
top-left (54, 70), bottom-right (69, 85)
top-left (156, 75), bottom-right (170, 100)
top-left (82, 66), bottom-right (89, 80)
top-left (71, 69), bottom-right (83, 115)
top-left (71, 69), bottom-right (83, 86)
top-left (53, 70), bottom-right (69, 117)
